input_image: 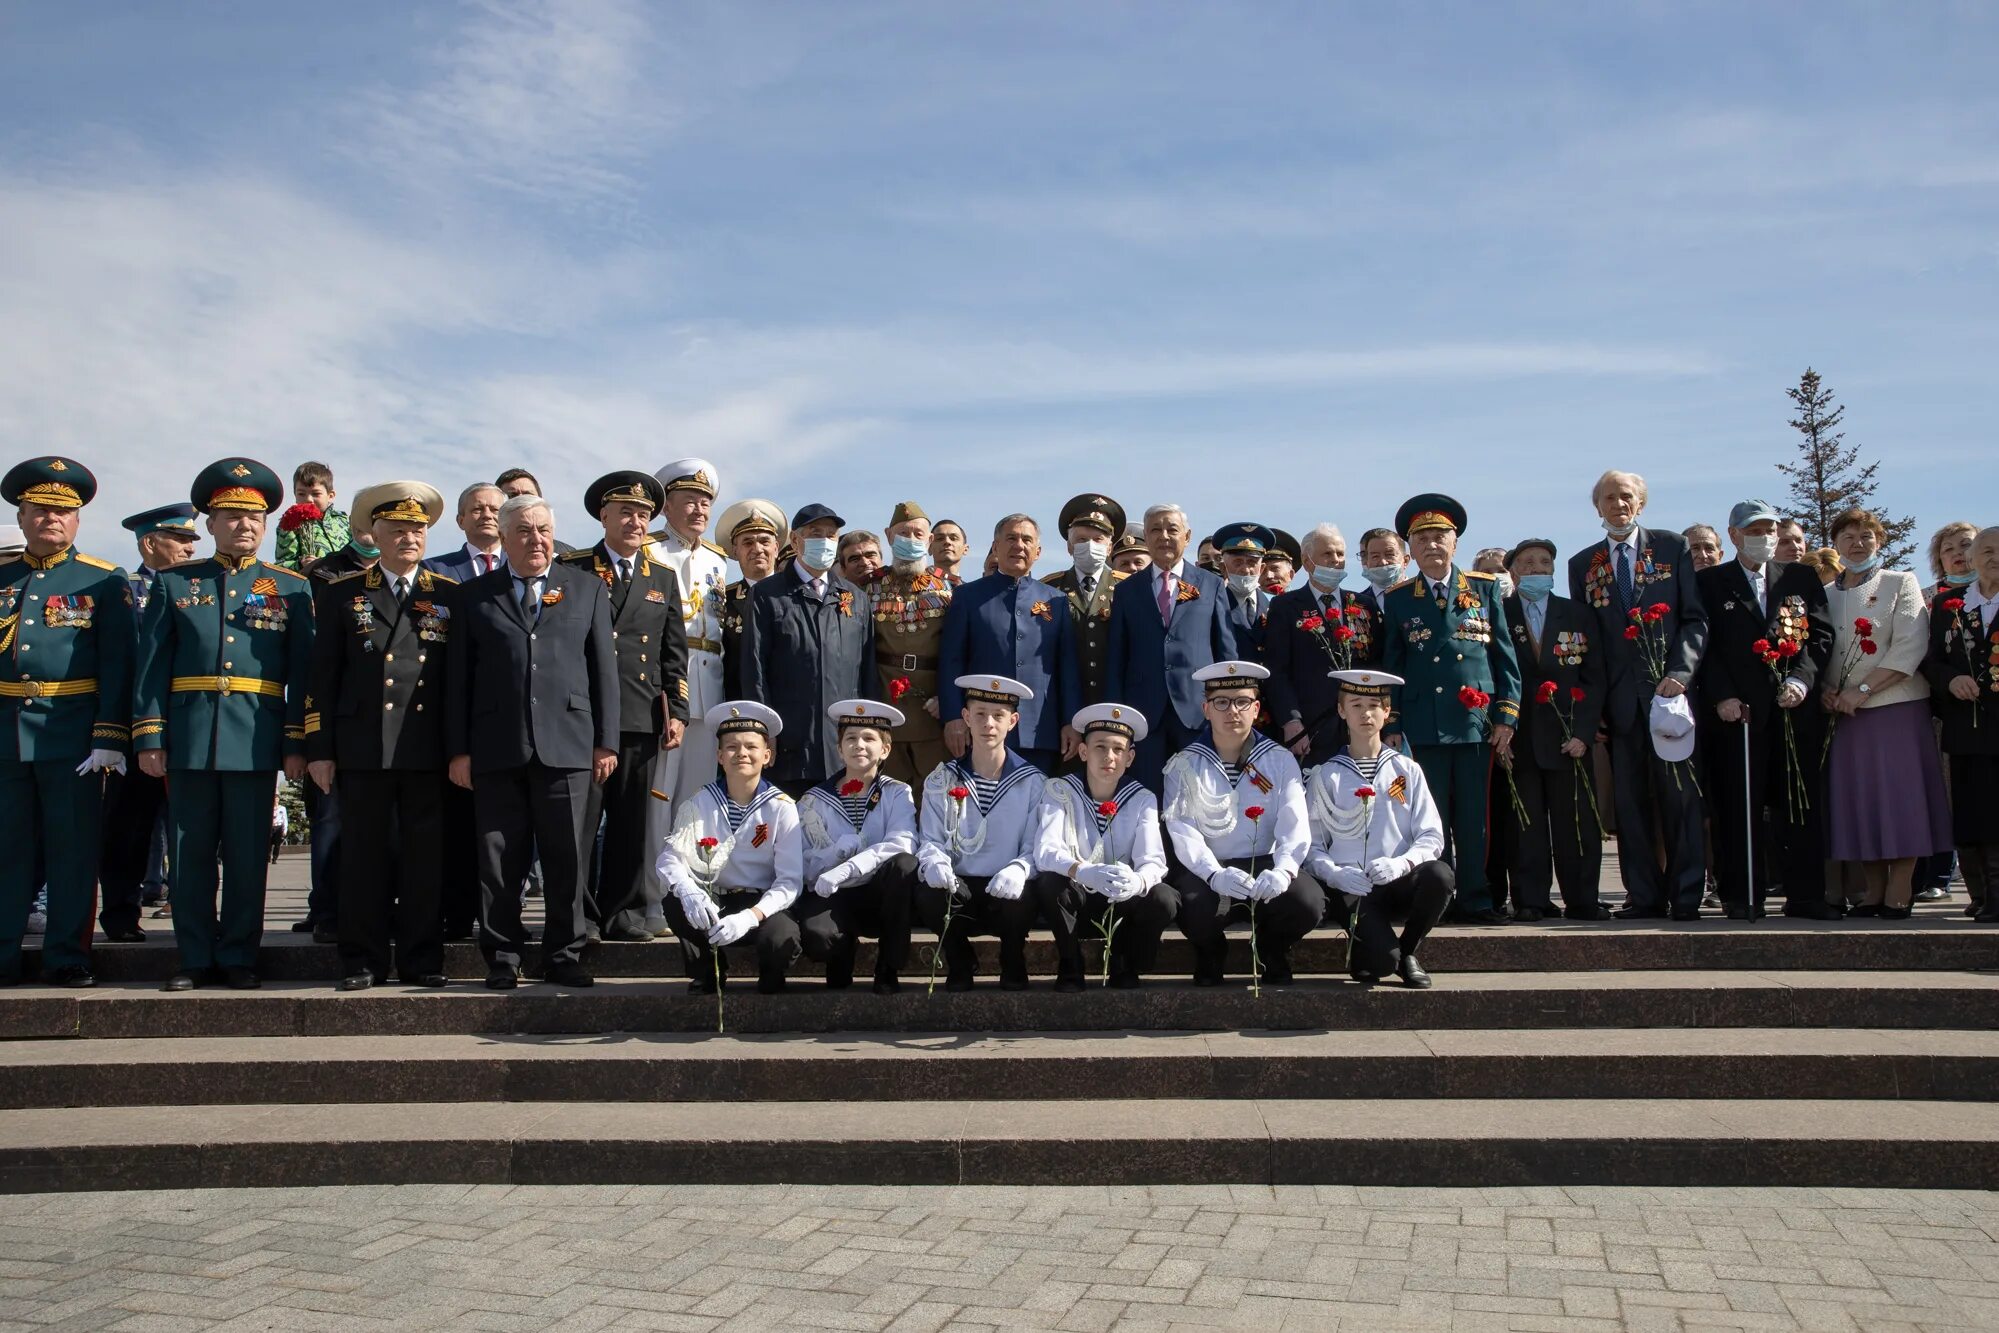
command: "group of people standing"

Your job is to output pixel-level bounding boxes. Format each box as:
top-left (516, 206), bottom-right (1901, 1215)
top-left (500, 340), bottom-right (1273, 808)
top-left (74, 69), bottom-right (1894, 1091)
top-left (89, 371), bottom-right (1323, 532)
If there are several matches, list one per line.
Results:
top-left (2, 451), bottom-right (1993, 995)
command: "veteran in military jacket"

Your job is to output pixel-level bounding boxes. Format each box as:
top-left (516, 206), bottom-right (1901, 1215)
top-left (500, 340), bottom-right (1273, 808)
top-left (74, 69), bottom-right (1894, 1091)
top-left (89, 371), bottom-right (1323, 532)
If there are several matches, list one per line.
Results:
top-left (136, 458), bottom-right (315, 990)
top-left (870, 500), bottom-right (955, 784)
top-left (561, 470), bottom-right (690, 941)
top-left (1263, 524), bottom-right (1381, 766)
top-left (305, 483), bottom-right (458, 987)
top-left (1381, 494), bottom-right (1521, 924)
top-left (1042, 493), bottom-right (1127, 708)
top-left (717, 498), bottom-right (785, 702)
top-left (0, 457), bottom-right (135, 986)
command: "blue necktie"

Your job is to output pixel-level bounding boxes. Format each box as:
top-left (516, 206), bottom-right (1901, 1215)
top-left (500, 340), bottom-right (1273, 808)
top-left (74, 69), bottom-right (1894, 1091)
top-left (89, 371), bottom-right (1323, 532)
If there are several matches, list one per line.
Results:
top-left (1616, 544), bottom-right (1634, 608)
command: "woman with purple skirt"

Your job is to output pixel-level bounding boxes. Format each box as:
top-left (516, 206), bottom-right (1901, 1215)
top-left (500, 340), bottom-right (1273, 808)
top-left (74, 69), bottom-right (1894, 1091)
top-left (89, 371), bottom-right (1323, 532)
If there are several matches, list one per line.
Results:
top-left (1821, 508), bottom-right (1951, 919)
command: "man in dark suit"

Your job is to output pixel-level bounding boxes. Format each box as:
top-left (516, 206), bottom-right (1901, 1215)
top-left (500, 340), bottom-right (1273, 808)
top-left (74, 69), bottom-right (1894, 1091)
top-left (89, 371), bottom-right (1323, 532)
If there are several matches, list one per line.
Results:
top-left (1106, 503), bottom-right (1239, 789)
top-left (937, 513), bottom-right (1084, 773)
top-left (1042, 493), bottom-right (1128, 707)
top-left (305, 483), bottom-right (459, 988)
top-left (1567, 469), bottom-right (1710, 919)
top-left (422, 483), bottom-right (506, 584)
top-left (1213, 522), bottom-right (1276, 662)
top-left (1501, 539), bottom-right (1610, 920)
top-left (559, 471), bottom-right (690, 941)
top-left (1265, 522), bottom-right (1383, 767)
top-left (1694, 499), bottom-right (1835, 920)
top-left (1354, 527), bottom-right (1405, 625)
top-left (745, 503), bottom-right (876, 795)
top-left (447, 492), bottom-right (618, 989)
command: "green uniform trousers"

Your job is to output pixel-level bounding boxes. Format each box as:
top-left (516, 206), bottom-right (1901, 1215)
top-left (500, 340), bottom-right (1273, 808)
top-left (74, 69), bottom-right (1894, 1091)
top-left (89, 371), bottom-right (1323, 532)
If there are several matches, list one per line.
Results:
top-left (0, 759), bottom-right (103, 975)
top-left (1411, 742), bottom-right (1493, 912)
top-left (168, 769), bottom-right (277, 971)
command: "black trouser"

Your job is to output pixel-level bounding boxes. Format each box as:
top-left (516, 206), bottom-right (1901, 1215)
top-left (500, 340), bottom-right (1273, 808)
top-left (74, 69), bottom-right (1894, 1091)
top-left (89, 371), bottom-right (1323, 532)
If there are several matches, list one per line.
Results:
top-left (1508, 757), bottom-right (1604, 914)
top-left (304, 777), bottom-right (340, 926)
top-left (797, 853), bottom-right (917, 984)
top-left (663, 888), bottom-right (801, 988)
top-left (439, 784), bottom-right (479, 938)
top-left (1326, 860), bottom-right (1456, 978)
top-left (1038, 871), bottom-right (1179, 983)
top-left (336, 769), bottom-right (446, 981)
top-left (913, 871), bottom-right (1039, 984)
top-left (1486, 787), bottom-right (1515, 911)
top-left (1708, 713), bottom-right (1827, 912)
top-left (1606, 717), bottom-right (1705, 912)
top-left (1172, 857), bottom-right (1326, 982)
top-left (583, 730), bottom-right (663, 935)
top-left (1952, 753), bottom-right (1999, 912)
top-left (473, 762), bottom-right (591, 969)
top-left (99, 769), bottom-right (167, 934)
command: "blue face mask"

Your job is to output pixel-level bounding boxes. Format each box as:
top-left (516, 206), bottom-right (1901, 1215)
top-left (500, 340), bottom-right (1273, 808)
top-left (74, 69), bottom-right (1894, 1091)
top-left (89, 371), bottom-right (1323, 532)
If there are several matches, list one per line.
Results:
top-left (1361, 564), bottom-right (1401, 590)
top-left (1308, 565), bottom-right (1344, 592)
top-left (1516, 573), bottom-right (1555, 601)
top-left (800, 537), bottom-right (839, 571)
top-left (1947, 570), bottom-right (1975, 587)
top-left (890, 535), bottom-right (928, 563)
top-left (1845, 551), bottom-right (1883, 575)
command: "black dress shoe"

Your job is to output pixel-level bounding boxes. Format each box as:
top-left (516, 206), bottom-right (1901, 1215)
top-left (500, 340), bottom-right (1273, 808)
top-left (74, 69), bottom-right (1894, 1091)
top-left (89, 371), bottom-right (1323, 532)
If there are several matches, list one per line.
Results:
top-left (998, 975), bottom-right (1030, 992)
top-left (103, 926), bottom-right (147, 943)
top-left (1457, 908), bottom-right (1509, 926)
top-left (1261, 960), bottom-right (1295, 986)
top-left (1510, 907), bottom-right (1545, 923)
top-left (540, 961), bottom-right (594, 988)
top-left (161, 971), bottom-right (200, 992)
top-left (1109, 973), bottom-right (1141, 990)
top-left (1397, 955), bottom-right (1433, 989)
top-left (1054, 975), bottom-right (1086, 994)
top-left (1784, 902), bottom-right (1844, 921)
top-left (1566, 905), bottom-right (1614, 921)
top-left (1878, 905), bottom-right (1913, 920)
top-left (1614, 905), bottom-right (1668, 919)
top-left (1849, 903), bottom-right (1882, 918)
top-left (44, 964), bottom-right (96, 988)
top-left (337, 973), bottom-right (374, 992)
top-left (824, 971), bottom-right (854, 990)
top-left (289, 919), bottom-right (315, 933)
top-left (404, 974), bottom-right (449, 988)
top-left (1669, 907), bottom-right (1701, 922)
top-left (605, 925), bottom-right (652, 943)
top-left (685, 975), bottom-right (718, 995)
top-left (757, 975), bottom-right (787, 995)
top-left (311, 923), bottom-right (338, 946)
top-left (223, 967), bottom-right (261, 990)
top-left (1192, 972), bottom-right (1222, 987)
top-left (1723, 905), bottom-right (1757, 921)
top-left (872, 976), bottom-right (901, 995)
top-left (486, 966), bottom-right (520, 990)
top-left (945, 972), bottom-right (974, 993)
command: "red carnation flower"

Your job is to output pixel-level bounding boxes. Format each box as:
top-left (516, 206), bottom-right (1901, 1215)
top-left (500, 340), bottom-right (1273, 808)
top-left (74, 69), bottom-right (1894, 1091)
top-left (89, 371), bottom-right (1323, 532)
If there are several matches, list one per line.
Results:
top-left (1854, 617), bottom-right (1874, 636)
top-left (1778, 640), bottom-right (1801, 658)
top-left (840, 780), bottom-right (864, 796)
top-left (1097, 800), bottom-right (1118, 817)
top-left (1624, 625), bottom-right (1642, 640)
top-left (1569, 686), bottom-right (1587, 703)
top-left (1628, 608), bottom-right (1643, 621)
top-left (1762, 652), bottom-right (1780, 665)
top-left (1860, 639), bottom-right (1878, 655)
top-left (1333, 624), bottom-right (1357, 642)
top-left (278, 502), bottom-right (323, 533)
top-left (697, 836), bottom-right (719, 850)
top-left (1353, 787), bottom-right (1375, 800)
top-left (1643, 604), bottom-right (1668, 624)
top-left (1458, 685), bottom-right (1489, 709)
top-left (1536, 680), bottom-right (1558, 705)
top-left (888, 676), bottom-right (911, 701)
top-left (1243, 805), bottom-right (1265, 821)
top-left (1752, 638), bottom-right (1771, 655)
top-left (1300, 614), bottom-right (1323, 632)
top-left (1941, 598), bottom-right (1966, 613)
top-left (948, 785), bottom-right (971, 802)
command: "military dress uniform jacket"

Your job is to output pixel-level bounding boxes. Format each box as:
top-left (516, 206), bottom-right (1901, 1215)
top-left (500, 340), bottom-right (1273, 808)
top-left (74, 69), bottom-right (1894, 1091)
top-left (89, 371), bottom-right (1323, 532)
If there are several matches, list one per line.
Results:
top-left (304, 565), bottom-right (460, 771)
top-left (870, 567), bottom-right (954, 749)
top-left (646, 530), bottom-right (728, 719)
top-left (1262, 585), bottom-right (1381, 752)
top-left (1030, 775), bottom-right (1167, 887)
top-left (745, 569), bottom-right (877, 785)
top-left (1381, 568), bottom-right (1523, 745)
top-left (1504, 593), bottom-right (1608, 771)
top-left (445, 562), bottom-right (618, 773)
top-left (720, 578), bottom-right (757, 702)
top-left (1567, 529), bottom-right (1709, 731)
top-left (1223, 587), bottom-right (1273, 662)
top-left (1693, 561), bottom-right (1834, 733)
top-left (1043, 568), bottom-right (1125, 704)
top-left (134, 556), bottom-right (315, 769)
top-left (936, 573), bottom-right (1083, 755)
top-left (1160, 729), bottom-right (1310, 881)
top-left (797, 775), bottom-right (918, 884)
top-left (0, 548), bottom-right (135, 763)
top-left (558, 543), bottom-right (690, 736)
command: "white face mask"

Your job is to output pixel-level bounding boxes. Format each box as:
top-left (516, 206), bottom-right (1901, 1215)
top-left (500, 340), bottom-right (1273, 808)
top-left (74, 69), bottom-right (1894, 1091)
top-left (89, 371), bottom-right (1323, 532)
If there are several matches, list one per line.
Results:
top-left (1491, 572), bottom-right (1515, 597)
top-left (1226, 571), bottom-right (1260, 596)
top-left (1601, 516), bottom-right (1639, 539)
top-left (1070, 539), bottom-right (1109, 575)
top-left (1739, 534), bottom-right (1778, 564)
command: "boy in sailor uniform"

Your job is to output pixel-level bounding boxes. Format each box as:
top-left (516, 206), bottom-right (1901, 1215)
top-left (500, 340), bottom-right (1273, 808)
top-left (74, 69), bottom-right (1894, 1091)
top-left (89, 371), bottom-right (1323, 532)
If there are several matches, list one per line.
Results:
top-left (1031, 702), bottom-right (1172, 989)
top-left (915, 675), bottom-right (1048, 991)
top-left (657, 701), bottom-right (804, 993)
top-left (795, 698), bottom-right (920, 993)
top-left (1165, 661), bottom-right (1319, 985)
top-left (1304, 669), bottom-right (1455, 988)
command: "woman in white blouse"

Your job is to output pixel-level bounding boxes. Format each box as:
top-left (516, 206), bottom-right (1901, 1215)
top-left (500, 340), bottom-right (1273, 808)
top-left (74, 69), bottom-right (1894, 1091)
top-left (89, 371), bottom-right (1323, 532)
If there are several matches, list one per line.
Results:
top-left (1820, 509), bottom-right (1951, 918)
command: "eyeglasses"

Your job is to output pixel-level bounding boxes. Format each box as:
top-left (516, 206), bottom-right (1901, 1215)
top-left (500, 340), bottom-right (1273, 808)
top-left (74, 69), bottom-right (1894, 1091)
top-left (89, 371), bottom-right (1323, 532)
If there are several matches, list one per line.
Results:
top-left (1207, 695), bottom-right (1259, 714)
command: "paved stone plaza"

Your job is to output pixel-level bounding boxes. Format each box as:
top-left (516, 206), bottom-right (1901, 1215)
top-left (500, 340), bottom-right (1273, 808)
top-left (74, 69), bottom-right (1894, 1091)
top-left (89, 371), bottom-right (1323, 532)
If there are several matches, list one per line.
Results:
top-left (5, 1183), bottom-right (1999, 1331)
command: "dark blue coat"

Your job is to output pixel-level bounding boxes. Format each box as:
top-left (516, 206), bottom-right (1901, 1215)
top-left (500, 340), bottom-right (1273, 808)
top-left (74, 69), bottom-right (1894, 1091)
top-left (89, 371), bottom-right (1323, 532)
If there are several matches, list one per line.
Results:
top-left (936, 572), bottom-right (1083, 754)
top-left (1222, 586), bottom-right (1272, 662)
top-left (1566, 527), bottom-right (1709, 732)
top-left (744, 567), bottom-right (876, 785)
top-left (446, 561), bottom-right (618, 773)
top-left (1106, 563), bottom-right (1239, 731)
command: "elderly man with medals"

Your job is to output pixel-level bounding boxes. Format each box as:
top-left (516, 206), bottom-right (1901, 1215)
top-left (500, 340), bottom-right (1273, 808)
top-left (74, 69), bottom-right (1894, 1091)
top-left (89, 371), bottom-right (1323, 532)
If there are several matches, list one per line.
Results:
top-left (869, 500), bottom-right (956, 784)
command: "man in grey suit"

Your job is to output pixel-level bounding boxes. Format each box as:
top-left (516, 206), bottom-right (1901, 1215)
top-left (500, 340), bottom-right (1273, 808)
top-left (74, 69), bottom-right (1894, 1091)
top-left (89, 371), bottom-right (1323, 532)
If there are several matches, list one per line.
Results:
top-left (448, 493), bottom-right (618, 989)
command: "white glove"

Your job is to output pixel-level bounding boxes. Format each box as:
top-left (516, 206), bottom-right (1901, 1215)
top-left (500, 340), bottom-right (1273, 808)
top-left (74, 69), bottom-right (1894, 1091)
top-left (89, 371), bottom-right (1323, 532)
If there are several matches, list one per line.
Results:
top-left (986, 863), bottom-right (1028, 901)
top-left (1365, 856), bottom-right (1406, 886)
top-left (1328, 867), bottom-right (1373, 897)
top-left (77, 748), bottom-right (127, 777)
top-left (678, 893), bottom-right (720, 933)
top-left (830, 833), bottom-right (863, 861)
top-left (1251, 869), bottom-right (1289, 902)
top-left (920, 859), bottom-right (956, 890)
top-left (707, 909), bottom-right (757, 947)
top-left (1106, 866), bottom-right (1147, 903)
top-left (811, 865), bottom-right (849, 898)
top-left (1074, 863), bottom-right (1117, 896)
top-left (1210, 867), bottom-right (1256, 900)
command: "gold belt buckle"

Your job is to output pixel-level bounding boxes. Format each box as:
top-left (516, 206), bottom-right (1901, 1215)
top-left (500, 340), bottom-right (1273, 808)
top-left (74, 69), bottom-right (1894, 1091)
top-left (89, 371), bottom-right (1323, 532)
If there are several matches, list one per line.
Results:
top-left (22, 680), bottom-right (48, 699)
top-left (217, 676), bottom-right (235, 696)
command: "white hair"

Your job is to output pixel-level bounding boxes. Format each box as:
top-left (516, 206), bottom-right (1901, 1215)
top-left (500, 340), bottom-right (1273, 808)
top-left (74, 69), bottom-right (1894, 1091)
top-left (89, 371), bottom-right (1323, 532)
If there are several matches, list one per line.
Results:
top-left (1302, 523), bottom-right (1344, 560)
top-left (1591, 469), bottom-right (1648, 507)
top-left (498, 493), bottom-right (553, 533)
top-left (1143, 503), bottom-right (1188, 528)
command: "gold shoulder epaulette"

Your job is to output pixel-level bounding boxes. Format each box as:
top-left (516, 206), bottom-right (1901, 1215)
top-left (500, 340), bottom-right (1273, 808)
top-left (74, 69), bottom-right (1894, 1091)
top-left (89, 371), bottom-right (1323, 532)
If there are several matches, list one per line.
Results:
top-left (166, 558), bottom-right (206, 572)
top-left (1465, 569), bottom-right (1496, 581)
top-left (701, 538), bottom-right (727, 558)
top-left (556, 549), bottom-right (594, 564)
top-left (74, 552), bottom-right (116, 571)
top-left (325, 568), bottom-right (368, 585)
top-left (259, 562), bottom-right (308, 581)
top-left (426, 570), bottom-right (459, 585)
top-left (1388, 577), bottom-right (1417, 593)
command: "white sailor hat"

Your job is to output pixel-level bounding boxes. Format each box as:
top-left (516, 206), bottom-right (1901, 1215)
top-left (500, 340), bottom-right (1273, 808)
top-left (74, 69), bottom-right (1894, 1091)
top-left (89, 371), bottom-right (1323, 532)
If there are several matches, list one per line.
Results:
top-left (705, 700), bottom-right (783, 739)
top-left (1192, 660), bottom-right (1271, 692)
top-left (955, 674), bottom-right (1035, 707)
top-left (1071, 702), bottom-right (1148, 743)
top-left (718, 497), bottom-right (786, 546)
top-left (655, 457), bottom-right (720, 499)
top-left (829, 698), bottom-right (907, 731)
top-left (1329, 668), bottom-right (1403, 699)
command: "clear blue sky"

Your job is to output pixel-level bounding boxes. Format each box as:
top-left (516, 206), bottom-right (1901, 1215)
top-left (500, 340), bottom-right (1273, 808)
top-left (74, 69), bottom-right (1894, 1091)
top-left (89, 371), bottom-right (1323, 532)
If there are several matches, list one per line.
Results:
top-left (3, 1), bottom-right (1992, 572)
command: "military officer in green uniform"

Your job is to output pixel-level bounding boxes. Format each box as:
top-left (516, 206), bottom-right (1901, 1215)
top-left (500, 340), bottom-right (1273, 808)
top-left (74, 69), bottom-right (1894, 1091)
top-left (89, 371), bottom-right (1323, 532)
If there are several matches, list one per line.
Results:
top-left (136, 458), bottom-right (315, 990)
top-left (0, 458), bottom-right (135, 987)
top-left (870, 500), bottom-right (956, 784)
top-left (1382, 493), bottom-right (1521, 925)
top-left (1042, 493), bottom-right (1128, 706)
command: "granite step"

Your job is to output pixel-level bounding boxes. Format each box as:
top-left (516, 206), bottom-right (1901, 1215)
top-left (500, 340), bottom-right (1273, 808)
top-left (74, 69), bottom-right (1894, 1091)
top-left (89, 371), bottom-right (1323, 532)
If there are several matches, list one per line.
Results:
top-left (5, 971), bottom-right (1994, 1038)
top-left (7, 1097), bottom-right (1999, 1193)
top-left (4, 1028), bottom-right (1995, 1109)
top-left (32, 916), bottom-right (1999, 983)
